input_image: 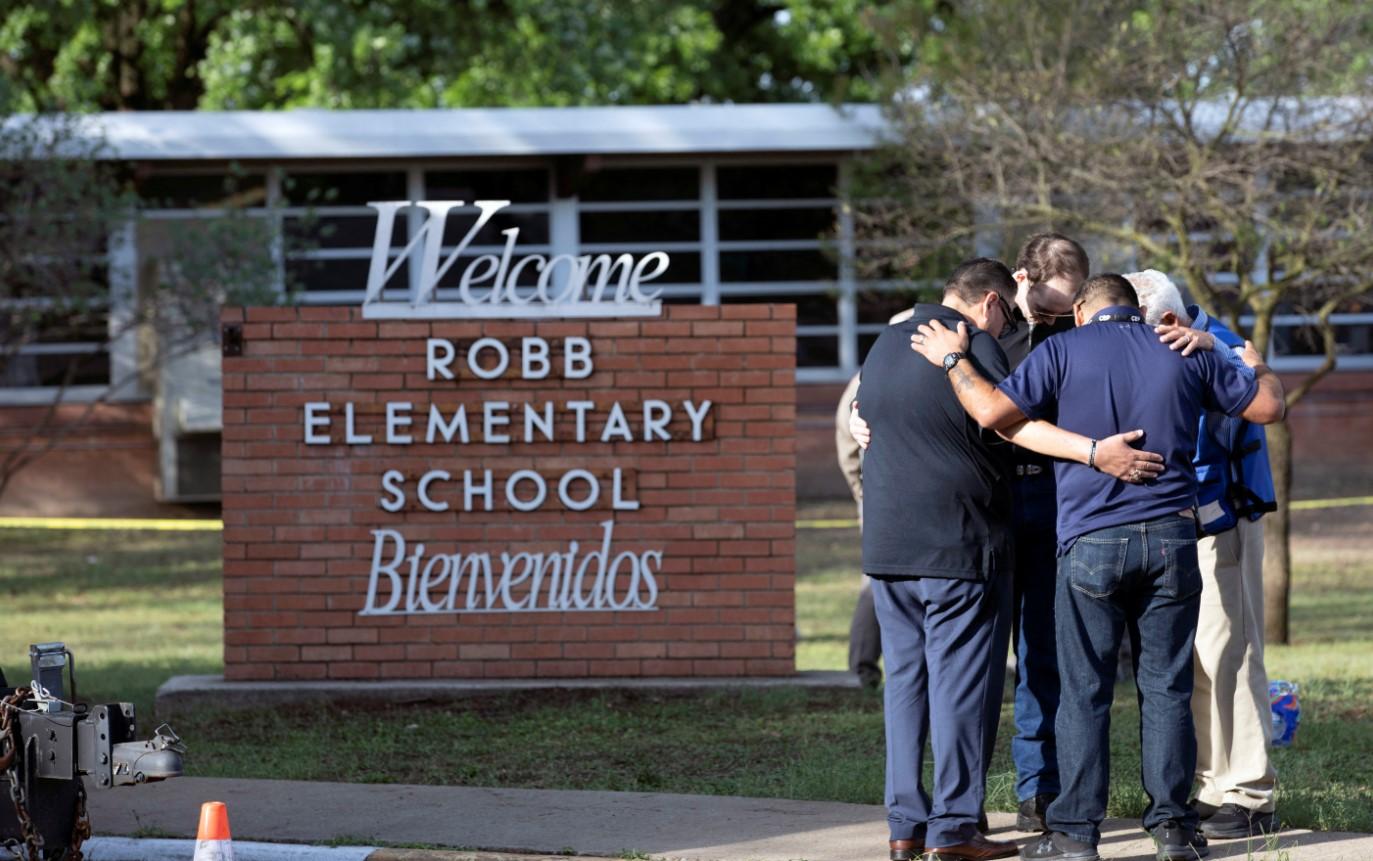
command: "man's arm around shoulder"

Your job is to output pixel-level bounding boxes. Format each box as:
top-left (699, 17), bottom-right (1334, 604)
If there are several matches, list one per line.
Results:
top-left (911, 319), bottom-right (1026, 430)
top-left (1237, 341), bottom-right (1286, 424)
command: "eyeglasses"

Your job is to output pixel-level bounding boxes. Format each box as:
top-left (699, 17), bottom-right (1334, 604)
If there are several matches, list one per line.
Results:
top-left (993, 294), bottom-right (1018, 339)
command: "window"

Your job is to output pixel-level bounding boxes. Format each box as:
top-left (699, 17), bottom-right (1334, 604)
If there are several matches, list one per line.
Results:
top-left (576, 166), bottom-right (703, 300)
top-left (281, 170), bottom-right (406, 297)
top-left (0, 309), bottom-right (110, 389)
top-left (714, 162), bottom-right (844, 372)
top-left (0, 249), bottom-right (114, 399)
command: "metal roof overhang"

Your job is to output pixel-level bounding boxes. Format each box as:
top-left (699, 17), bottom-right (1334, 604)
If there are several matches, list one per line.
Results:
top-left (53, 103), bottom-right (886, 161)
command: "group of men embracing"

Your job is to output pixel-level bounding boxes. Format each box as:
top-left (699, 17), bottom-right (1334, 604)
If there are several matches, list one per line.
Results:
top-left (849, 234), bottom-right (1285, 861)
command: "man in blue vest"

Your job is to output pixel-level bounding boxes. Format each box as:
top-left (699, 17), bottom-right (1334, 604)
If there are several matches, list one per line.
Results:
top-left (1128, 270), bottom-right (1280, 838)
top-left (908, 274), bottom-right (1286, 861)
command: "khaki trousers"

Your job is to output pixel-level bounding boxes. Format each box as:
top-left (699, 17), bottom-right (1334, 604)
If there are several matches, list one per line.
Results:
top-left (1192, 517), bottom-right (1277, 812)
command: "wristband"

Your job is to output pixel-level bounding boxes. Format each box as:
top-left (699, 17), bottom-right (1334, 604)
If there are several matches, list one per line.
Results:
top-left (1088, 439), bottom-right (1098, 470)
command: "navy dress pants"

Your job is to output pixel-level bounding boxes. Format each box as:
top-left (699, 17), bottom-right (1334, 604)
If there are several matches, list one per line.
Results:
top-left (1010, 472), bottom-right (1061, 802)
top-left (873, 573), bottom-right (1012, 848)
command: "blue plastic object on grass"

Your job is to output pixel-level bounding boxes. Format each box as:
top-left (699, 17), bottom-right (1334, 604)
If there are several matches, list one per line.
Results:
top-left (1269, 680), bottom-right (1301, 748)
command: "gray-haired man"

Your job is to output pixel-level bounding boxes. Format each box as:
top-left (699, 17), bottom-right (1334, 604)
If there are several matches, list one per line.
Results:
top-left (1128, 270), bottom-right (1280, 839)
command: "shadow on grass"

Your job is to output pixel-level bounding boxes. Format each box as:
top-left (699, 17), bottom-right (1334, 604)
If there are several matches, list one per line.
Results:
top-left (173, 687), bottom-right (889, 803)
top-left (0, 529), bottom-right (220, 597)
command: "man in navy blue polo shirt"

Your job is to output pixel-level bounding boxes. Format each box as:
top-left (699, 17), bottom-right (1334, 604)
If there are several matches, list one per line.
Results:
top-left (909, 274), bottom-right (1285, 861)
top-left (860, 262), bottom-right (1166, 861)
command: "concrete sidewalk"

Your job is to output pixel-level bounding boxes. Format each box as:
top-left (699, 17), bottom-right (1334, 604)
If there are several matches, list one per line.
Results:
top-left (87, 777), bottom-right (1372, 861)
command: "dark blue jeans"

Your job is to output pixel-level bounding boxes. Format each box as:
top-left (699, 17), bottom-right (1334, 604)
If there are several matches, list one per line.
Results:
top-left (1010, 473), bottom-right (1060, 802)
top-left (873, 573), bottom-right (1012, 848)
top-left (1045, 515), bottom-right (1203, 847)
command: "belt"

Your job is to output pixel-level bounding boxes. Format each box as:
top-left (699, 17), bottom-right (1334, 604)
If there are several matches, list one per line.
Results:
top-left (1014, 464), bottom-right (1048, 478)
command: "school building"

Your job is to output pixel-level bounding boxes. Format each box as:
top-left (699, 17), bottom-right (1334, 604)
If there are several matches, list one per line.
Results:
top-left (1, 104), bottom-right (1368, 516)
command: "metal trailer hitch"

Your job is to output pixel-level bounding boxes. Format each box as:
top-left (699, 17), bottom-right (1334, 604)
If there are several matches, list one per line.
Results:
top-left (2, 643), bottom-right (186, 859)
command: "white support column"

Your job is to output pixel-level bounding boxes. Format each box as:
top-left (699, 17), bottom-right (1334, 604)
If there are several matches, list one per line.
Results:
top-left (699, 162), bottom-right (720, 306)
top-left (406, 167), bottom-right (426, 298)
top-left (266, 167), bottom-right (286, 299)
top-left (549, 173), bottom-right (580, 299)
top-left (106, 218), bottom-right (141, 399)
top-left (836, 161), bottom-right (858, 375)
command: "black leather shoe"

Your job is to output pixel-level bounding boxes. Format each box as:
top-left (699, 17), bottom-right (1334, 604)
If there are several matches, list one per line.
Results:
top-left (1018, 832), bottom-right (1098, 860)
top-left (1197, 804), bottom-right (1277, 839)
top-left (923, 832), bottom-right (1019, 860)
top-left (1150, 820), bottom-right (1209, 860)
top-left (1016, 795), bottom-right (1055, 832)
top-left (891, 836), bottom-right (925, 860)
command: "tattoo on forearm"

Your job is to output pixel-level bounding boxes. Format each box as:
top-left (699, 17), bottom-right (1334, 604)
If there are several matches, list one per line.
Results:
top-left (950, 364), bottom-right (975, 394)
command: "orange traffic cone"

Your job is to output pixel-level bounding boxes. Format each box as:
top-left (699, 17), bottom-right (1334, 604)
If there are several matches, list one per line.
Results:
top-left (193, 801), bottom-right (235, 861)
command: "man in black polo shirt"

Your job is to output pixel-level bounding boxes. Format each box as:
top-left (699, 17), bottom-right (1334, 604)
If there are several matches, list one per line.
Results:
top-left (860, 258), bottom-right (1019, 861)
top-left (859, 260), bottom-right (1163, 861)
top-left (909, 274), bottom-right (1285, 861)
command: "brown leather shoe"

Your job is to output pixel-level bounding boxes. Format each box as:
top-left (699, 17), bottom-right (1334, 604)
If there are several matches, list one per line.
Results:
top-left (922, 832), bottom-right (1019, 860)
top-left (890, 838), bottom-right (925, 860)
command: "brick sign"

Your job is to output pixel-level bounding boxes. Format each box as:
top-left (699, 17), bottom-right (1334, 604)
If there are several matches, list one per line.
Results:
top-left (220, 305), bottom-right (796, 680)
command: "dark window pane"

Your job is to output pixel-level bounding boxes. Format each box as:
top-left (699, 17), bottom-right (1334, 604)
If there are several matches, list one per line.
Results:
top-left (24, 309), bottom-right (107, 344)
top-left (662, 293), bottom-right (706, 305)
top-left (578, 168), bottom-right (698, 202)
top-left (718, 207), bottom-right (835, 241)
top-left (138, 172), bottom-right (267, 209)
top-left (425, 170), bottom-right (550, 203)
top-left (0, 348), bottom-right (108, 388)
top-left (718, 164), bottom-right (837, 200)
top-left (176, 433), bottom-right (222, 498)
top-left (283, 172), bottom-right (407, 207)
top-left (580, 210), bottom-right (699, 243)
top-left (797, 335), bottom-right (839, 368)
top-left (286, 215), bottom-right (404, 249)
top-left (720, 250), bottom-right (836, 283)
top-left (441, 210), bottom-right (549, 246)
top-left (644, 250), bottom-right (698, 284)
top-left (287, 258), bottom-right (404, 295)
top-left (7, 263), bottom-right (108, 303)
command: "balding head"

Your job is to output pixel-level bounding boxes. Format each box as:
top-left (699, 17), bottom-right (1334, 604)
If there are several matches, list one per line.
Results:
top-left (1072, 274), bottom-right (1140, 321)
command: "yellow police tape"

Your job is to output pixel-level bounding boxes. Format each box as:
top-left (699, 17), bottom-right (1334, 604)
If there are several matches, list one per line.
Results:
top-left (1, 495), bottom-right (1370, 532)
top-left (797, 494), bottom-right (1373, 530)
top-left (1289, 494), bottom-right (1373, 511)
top-left (0, 517), bottom-right (223, 531)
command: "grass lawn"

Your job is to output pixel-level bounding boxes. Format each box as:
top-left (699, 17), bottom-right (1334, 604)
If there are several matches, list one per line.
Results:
top-left (1, 503), bottom-right (1370, 833)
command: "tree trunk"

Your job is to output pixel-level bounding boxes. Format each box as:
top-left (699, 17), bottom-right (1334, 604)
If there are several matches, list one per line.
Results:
top-left (1262, 418), bottom-right (1293, 644)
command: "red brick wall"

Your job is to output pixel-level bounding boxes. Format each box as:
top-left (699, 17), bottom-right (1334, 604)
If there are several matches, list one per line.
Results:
top-left (220, 304), bottom-right (797, 680)
top-left (0, 402), bottom-right (204, 519)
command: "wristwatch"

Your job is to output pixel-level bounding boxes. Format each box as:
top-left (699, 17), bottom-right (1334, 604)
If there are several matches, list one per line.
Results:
top-left (942, 352), bottom-right (966, 373)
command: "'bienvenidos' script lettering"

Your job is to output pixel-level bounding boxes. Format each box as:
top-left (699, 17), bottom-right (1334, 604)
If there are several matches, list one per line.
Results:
top-left (362, 521), bottom-right (660, 615)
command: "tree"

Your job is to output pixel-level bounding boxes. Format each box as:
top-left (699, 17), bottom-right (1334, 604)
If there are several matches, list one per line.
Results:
top-left (0, 1), bottom-right (894, 112)
top-left (0, 114), bottom-right (280, 499)
top-left (857, 0), bottom-right (1373, 642)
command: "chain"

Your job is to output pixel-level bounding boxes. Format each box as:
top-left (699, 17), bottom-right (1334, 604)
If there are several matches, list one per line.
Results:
top-left (66, 777), bottom-right (90, 861)
top-left (1, 688), bottom-right (42, 861)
